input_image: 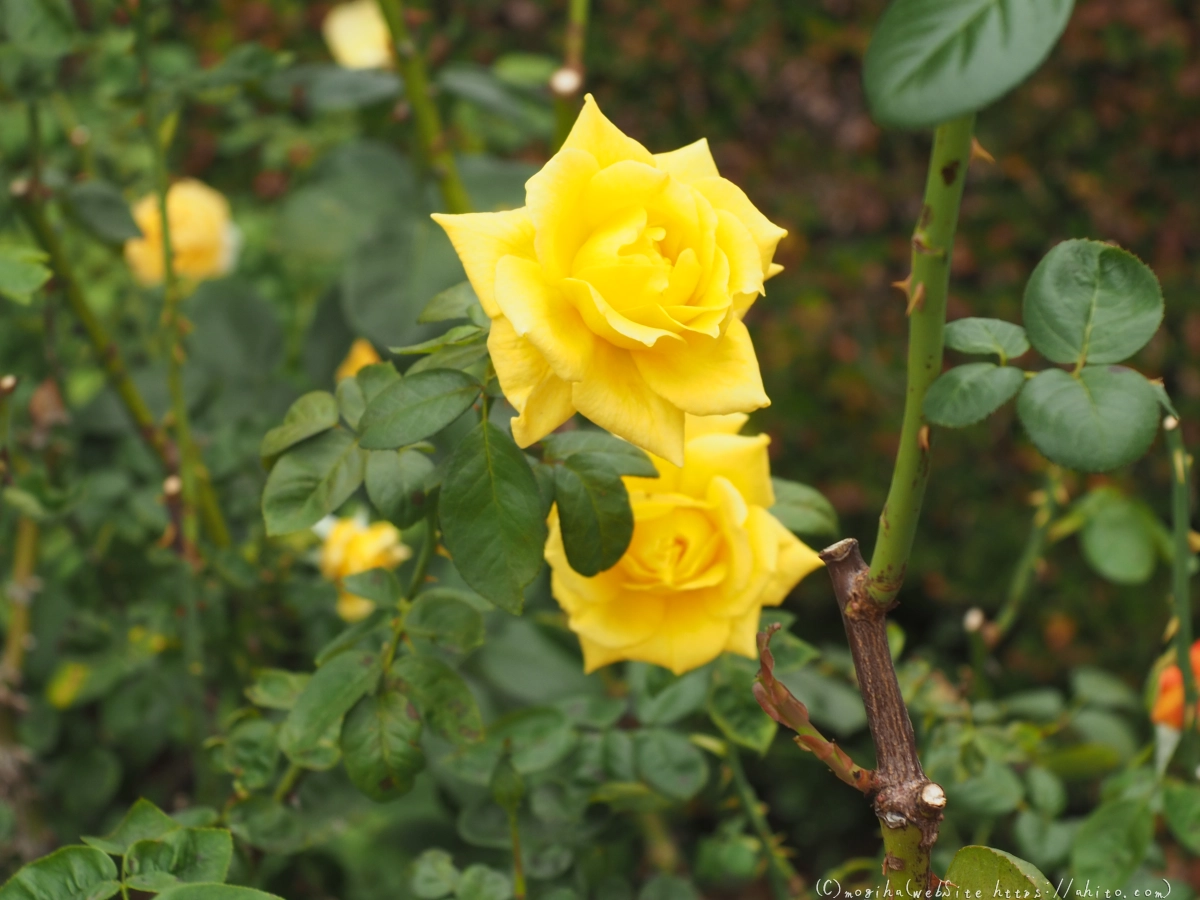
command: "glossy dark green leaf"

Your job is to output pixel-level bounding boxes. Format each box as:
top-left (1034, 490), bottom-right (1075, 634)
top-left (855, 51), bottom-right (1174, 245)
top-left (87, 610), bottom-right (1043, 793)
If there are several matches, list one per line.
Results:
top-left (708, 655), bottom-right (776, 753)
top-left (944, 317), bottom-right (1030, 361)
top-left (64, 181), bottom-right (142, 244)
top-left (943, 846), bottom-right (1057, 897)
top-left (0, 246), bottom-right (51, 305)
top-left (81, 799), bottom-right (177, 855)
top-left (341, 686), bottom-right (425, 802)
top-left (359, 370), bottom-right (481, 450)
top-left (339, 363), bottom-right (402, 432)
top-left (635, 729), bottom-right (709, 801)
top-left (1017, 366), bottom-right (1159, 472)
top-left (924, 363), bottom-right (1025, 428)
top-left (221, 719), bottom-right (279, 792)
top-left (1071, 799), bottom-right (1152, 886)
top-left (279, 650), bottom-right (381, 765)
top-left (390, 654), bottom-right (483, 746)
top-left (259, 392), bottom-right (339, 461)
top-left (261, 429), bottom-right (367, 535)
top-left (1024, 239), bottom-right (1163, 365)
top-left (406, 589), bottom-right (485, 654)
top-left (0, 846), bottom-right (119, 900)
top-left (542, 431), bottom-right (659, 478)
top-left (154, 886), bottom-right (284, 900)
top-left (1163, 784), bottom-right (1200, 855)
top-left (768, 478), bottom-right (838, 538)
top-left (553, 453), bottom-right (634, 577)
top-left (1078, 492), bottom-right (1159, 585)
top-left (124, 829), bottom-right (233, 892)
top-left (365, 448), bottom-right (436, 528)
top-left (407, 341), bottom-right (491, 376)
top-left (863, 0), bottom-right (1074, 128)
top-left (244, 670), bottom-right (310, 711)
top-left (418, 281), bottom-right (482, 323)
top-left (440, 422), bottom-right (546, 613)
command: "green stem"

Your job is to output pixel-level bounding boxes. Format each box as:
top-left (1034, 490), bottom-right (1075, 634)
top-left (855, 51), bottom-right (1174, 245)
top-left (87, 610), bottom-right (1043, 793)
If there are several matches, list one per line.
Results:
top-left (867, 114), bottom-right (975, 605)
top-left (1165, 416), bottom-right (1197, 748)
top-left (881, 824), bottom-right (929, 899)
top-left (26, 101), bottom-right (42, 188)
top-left (726, 744), bottom-right (805, 900)
top-left (637, 811), bottom-right (682, 874)
top-left (508, 810), bottom-right (526, 900)
top-left (993, 467), bottom-right (1063, 639)
top-left (376, 0), bottom-right (471, 215)
top-left (551, 0), bottom-right (590, 150)
top-left (273, 762), bottom-right (304, 803)
top-left (382, 506), bottom-right (439, 672)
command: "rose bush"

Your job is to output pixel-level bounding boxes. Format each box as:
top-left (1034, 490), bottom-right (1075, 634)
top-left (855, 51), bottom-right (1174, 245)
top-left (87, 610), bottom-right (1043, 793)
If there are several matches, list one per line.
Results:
top-left (545, 414), bottom-right (823, 674)
top-left (434, 96), bottom-right (787, 465)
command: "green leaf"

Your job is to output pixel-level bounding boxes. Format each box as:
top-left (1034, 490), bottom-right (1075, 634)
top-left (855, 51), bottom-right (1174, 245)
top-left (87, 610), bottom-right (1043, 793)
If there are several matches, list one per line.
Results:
top-left (708, 655), bottom-right (777, 754)
top-left (339, 363), bottom-right (402, 432)
top-left (455, 866), bottom-right (513, 900)
top-left (631, 665), bottom-right (710, 726)
top-left (489, 748), bottom-right (525, 814)
top-left (1012, 811), bottom-right (1075, 872)
top-left (1070, 666), bottom-right (1139, 711)
top-left (0, 846), bottom-right (120, 900)
top-left (418, 281), bottom-right (482, 323)
top-left (1163, 783), bottom-right (1200, 854)
top-left (943, 846), bottom-right (1057, 897)
top-left (440, 422), bottom-right (547, 613)
top-left (443, 708), bottom-right (576, 785)
top-left (407, 341), bottom-right (490, 376)
top-left (406, 589), bottom-right (485, 654)
top-left (923, 363), bottom-right (1026, 428)
top-left (553, 453), bottom-right (634, 577)
top-left (365, 449), bottom-right (436, 528)
top-left (1017, 367), bottom-right (1159, 472)
top-left (1024, 239), bottom-right (1164, 365)
top-left (1, 0), bottom-right (76, 61)
top-left (555, 695), bottom-right (627, 730)
top-left (154, 886), bottom-right (284, 900)
top-left (314, 610), bottom-right (390, 666)
top-left (390, 654), bottom-right (483, 746)
top-left (542, 431), bottom-right (659, 478)
top-left (944, 317), bottom-right (1031, 361)
top-left (259, 392), bottom-right (339, 461)
top-left (635, 729), bottom-right (709, 801)
top-left (358, 370), bottom-right (481, 450)
top-left (411, 850), bottom-right (460, 899)
top-left (221, 719), bottom-right (280, 792)
top-left (341, 686), bottom-right (425, 803)
top-left (340, 568), bottom-right (401, 606)
top-left (225, 798), bottom-right (305, 856)
top-left (1078, 492), bottom-right (1159, 585)
top-left (775, 668), bottom-right (866, 738)
top-left (244, 670), bottom-right (310, 711)
top-left (125, 829), bottom-right (233, 892)
top-left (63, 181), bottom-right (142, 245)
top-left (863, 0), bottom-right (1074, 129)
top-left (261, 429), bottom-right (367, 535)
top-left (768, 478), bottom-right (838, 538)
top-left (279, 650), bottom-right (381, 766)
top-left (1071, 799), bottom-right (1152, 886)
top-left (638, 876), bottom-right (699, 900)
top-left (390, 324), bottom-right (485, 356)
top-left (945, 759), bottom-right (1024, 817)
top-left (1024, 766), bottom-right (1066, 818)
top-left (265, 64), bottom-right (401, 113)
top-left (82, 798), bottom-right (177, 854)
top-left (0, 245), bottom-right (51, 305)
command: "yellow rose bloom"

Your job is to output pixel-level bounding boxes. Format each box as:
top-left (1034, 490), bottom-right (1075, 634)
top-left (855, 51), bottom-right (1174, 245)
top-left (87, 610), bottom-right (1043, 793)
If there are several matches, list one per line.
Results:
top-left (336, 338), bottom-right (383, 382)
top-left (546, 414), bottom-right (823, 675)
top-left (320, 518), bottom-right (412, 622)
top-left (433, 96), bottom-right (786, 466)
top-left (124, 179), bottom-right (239, 286)
top-left (322, 0), bottom-right (392, 70)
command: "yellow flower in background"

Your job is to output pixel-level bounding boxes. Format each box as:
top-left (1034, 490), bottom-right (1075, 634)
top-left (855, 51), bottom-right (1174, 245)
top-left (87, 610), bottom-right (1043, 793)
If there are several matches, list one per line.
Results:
top-left (336, 338), bottom-right (382, 382)
top-left (320, 518), bottom-right (412, 622)
top-left (546, 414), bottom-right (823, 675)
top-left (125, 179), bottom-right (239, 286)
top-left (322, 0), bottom-right (392, 70)
top-left (433, 96), bottom-right (785, 466)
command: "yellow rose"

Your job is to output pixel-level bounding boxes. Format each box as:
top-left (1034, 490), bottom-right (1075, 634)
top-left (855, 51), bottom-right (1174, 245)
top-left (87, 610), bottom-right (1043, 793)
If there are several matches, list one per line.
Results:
top-left (319, 518), bottom-right (412, 622)
top-left (433, 96), bottom-right (786, 466)
top-left (322, 0), bottom-right (392, 70)
top-left (545, 414), bottom-right (823, 675)
top-left (124, 179), bottom-right (239, 286)
top-left (335, 338), bottom-right (382, 383)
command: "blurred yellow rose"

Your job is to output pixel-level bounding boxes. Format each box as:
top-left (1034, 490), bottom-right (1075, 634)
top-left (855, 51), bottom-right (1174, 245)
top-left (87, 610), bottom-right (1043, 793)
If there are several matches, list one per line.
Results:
top-left (546, 414), bottom-right (822, 675)
top-left (320, 517), bottom-right (412, 622)
top-left (433, 96), bottom-right (785, 466)
top-left (125, 179), bottom-right (239, 286)
top-left (322, 0), bottom-right (392, 70)
top-left (336, 338), bottom-right (382, 382)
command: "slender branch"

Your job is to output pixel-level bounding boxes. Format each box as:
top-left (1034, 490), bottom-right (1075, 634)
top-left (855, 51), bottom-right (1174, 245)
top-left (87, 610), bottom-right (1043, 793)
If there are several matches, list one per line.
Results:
top-left (1, 518), bottom-right (39, 689)
top-left (819, 539), bottom-right (945, 895)
top-left (376, 0), bottom-right (471, 215)
top-left (508, 810), bottom-right (526, 900)
top-left (1165, 416), bottom-right (1197, 749)
top-left (867, 115), bottom-right (975, 605)
top-left (273, 762), bottom-right (304, 803)
top-left (993, 467), bottom-right (1064, 639)
top-left (0, 374), bottom-right (15, 485)
top-left (725, 744), bottom-right (806, 900)
top-left (551, 0), bottom-right (590, 150)
top-left (382, 505), bottom-right (439, 673)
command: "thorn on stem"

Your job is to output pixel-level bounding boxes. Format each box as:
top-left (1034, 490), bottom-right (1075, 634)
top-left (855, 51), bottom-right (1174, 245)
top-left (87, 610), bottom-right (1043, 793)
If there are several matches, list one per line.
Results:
top-left (970, 137), bottom-right (995, 165)
top-left (891, 274), bottom-right (912, 295)
top-left (917, 424), bottom-right (930, 452)
top-left (0, 374), bottom-right (16, 396)
top-left (905, 282), bottom-right (926, 316)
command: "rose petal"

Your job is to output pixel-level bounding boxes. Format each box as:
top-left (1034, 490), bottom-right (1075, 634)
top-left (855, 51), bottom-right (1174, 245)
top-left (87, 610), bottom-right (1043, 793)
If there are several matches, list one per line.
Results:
top-left (494, 255), bottom-right (595, 382)
top-left (431, 209), bottom-right (536, 317)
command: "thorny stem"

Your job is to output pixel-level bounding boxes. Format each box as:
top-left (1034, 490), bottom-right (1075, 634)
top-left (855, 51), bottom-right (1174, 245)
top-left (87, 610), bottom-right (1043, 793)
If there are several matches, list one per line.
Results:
top-left (868, 114), bottom-right (975, 605)
top-left (552, 0), bottom-right (590, 149)
top-left (725, 744), bottom-right (806, 900)
top-left (820, 539), bottom-right (945, 895)
top-left (376, 0), bottom-right (472, 215)
top-left (1165, 416), bottom-right (1197, 757)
